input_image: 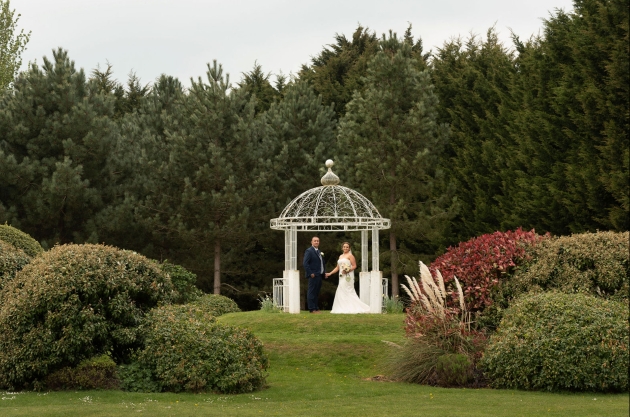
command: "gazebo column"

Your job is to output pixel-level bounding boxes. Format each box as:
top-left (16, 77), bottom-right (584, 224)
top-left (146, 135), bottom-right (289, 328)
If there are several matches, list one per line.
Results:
top-left (283, 226), bottom-right (300, 314)
top-left (359, 229), bottom-right (371, 305)
top-left (369, 227), bottom-right (383, 313)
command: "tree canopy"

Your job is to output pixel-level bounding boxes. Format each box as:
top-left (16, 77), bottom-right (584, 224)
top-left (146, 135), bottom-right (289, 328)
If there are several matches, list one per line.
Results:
top-left (0, 0), bottom-right (30, 89)
top-left (0, 0), bottom-right (626, 306)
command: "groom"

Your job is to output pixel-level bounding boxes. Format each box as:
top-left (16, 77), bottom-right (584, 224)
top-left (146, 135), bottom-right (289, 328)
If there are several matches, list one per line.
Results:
top-left (303, 236), bottom-right (326, 313)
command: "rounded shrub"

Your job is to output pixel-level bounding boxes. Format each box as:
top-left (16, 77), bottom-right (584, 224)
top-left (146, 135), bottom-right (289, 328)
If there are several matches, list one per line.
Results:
top-left (0, 240), bottom-right (30, 291)
top-left (45, 354), bottom-right (119, 390)
top-left (132, 303), bottom-right (267, 393)
top-left (481, 292), bottom-right (628, 392)
top-left (430, 228), bottom-right (547, 311)
top-left (0, 244), bottom-right (175, 390)
top-left (435, 353), bottom-right (472, 387)
top-left (511, 231), bottom-right (629, 301)
top-left (0, 223), bottom-right (44, 257)
top-left (190, 293), bottom-right (241, 316)
top-left (159, 261), bottom-right (203, 304)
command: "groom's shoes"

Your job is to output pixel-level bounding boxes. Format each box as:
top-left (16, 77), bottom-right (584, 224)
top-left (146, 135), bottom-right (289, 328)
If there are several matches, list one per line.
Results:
top-left (310, 310), bottom-right (321, 314)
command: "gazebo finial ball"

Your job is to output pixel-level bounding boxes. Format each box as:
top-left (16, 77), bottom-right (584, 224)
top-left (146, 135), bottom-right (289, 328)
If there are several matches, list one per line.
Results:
top-left (325, 159), bottom-right (334, 168)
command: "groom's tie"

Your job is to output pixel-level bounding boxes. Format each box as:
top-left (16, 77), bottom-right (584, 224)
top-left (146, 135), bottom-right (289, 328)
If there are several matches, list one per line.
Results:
top-left (317, 249), bottom-right (324, 274)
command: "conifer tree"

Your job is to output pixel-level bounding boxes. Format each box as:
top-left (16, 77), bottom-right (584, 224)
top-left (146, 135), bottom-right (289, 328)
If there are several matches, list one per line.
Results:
top-left (299, 25), bottom-right (379, 119)
top-left (259, 80), bottom-right (338, 273)
top-left (237, 62), bottom-right (280, 114)
top-left (0, 49), bottom-right (117, 246)
top-left (89, 64), bottom-right (150, 118)
top-left (263, 81), bottom-right (337, 205)
top-left (300, 24), bottom-right (428, 119)
top-left (93, 75), bottom-right (186, 256)
top-left (503, 0), bottom-right (628, 234)
top-left (338, 33), bottom-right (453, 297)
top-left (136, 61), bottom-right (270, 294)
top-left (431, 29), bottom-right (516, 242)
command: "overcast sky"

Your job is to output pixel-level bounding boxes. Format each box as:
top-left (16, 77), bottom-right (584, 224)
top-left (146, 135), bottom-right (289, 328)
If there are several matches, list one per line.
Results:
top-left (13, 0), bottom-right (575, 88)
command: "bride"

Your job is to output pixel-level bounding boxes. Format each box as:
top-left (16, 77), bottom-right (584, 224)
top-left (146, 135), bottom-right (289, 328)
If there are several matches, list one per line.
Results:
top-left (325, 242), bottom-right (370, 314)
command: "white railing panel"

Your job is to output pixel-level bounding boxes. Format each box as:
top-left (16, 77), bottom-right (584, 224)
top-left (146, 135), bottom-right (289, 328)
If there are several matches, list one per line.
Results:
top-left (273, 277), bottom-right (288, 312)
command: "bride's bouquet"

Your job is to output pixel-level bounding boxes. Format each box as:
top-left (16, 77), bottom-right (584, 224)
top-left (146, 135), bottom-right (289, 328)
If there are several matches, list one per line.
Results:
top-left (340, 263), bottom-right (352, 282)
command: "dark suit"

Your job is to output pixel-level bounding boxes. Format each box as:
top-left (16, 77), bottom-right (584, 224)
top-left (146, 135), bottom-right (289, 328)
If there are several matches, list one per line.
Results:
top-left (303, 246), bottom-right (324, 312)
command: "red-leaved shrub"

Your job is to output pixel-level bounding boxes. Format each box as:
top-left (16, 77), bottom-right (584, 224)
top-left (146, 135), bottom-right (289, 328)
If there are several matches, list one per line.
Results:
top-left (430, 228), bottom-right (547, 311)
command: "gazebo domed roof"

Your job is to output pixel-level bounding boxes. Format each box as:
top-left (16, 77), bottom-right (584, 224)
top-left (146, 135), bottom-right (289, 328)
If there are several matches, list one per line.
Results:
top-left (270, 160), bottom-right (390, 231)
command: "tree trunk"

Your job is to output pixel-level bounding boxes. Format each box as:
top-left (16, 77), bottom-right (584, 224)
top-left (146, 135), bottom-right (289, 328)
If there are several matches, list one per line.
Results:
top-left (214, 239), bottom-right (221, 294)
top-left (389, 185), bottom-right (399, 298)
top-left (390, 230), bottom-right (399, 297)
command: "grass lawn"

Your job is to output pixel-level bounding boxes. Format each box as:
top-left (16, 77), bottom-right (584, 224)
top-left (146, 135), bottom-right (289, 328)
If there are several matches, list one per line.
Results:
top-left (1, 311), bottom-right (627, 417)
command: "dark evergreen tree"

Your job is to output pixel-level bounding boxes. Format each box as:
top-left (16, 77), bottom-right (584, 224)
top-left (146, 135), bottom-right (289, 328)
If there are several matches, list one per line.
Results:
top-left (546, 0), bottom-right (628, 231)
top-left (93, 74), bottom-right (186, 257)
top-left (431, 29), bottom-right (517, 242)
top-left (338, 33), bottom-right (454, 297)
top-left (263, 80), bottom-right (337, 205)
top-left (135, 61), bottom-right (271, 294)
top-left (299, 25), bottom-right (379, 119)
top-left (300, 24), bottom-right (429, 119)
top-left (258, 80), bottom-right (338, 282)
top-left (503, 0), bottom-right (628, 233)
top-left (237, 62), bottom-right (281, 114)
top-left (90, 64), bottom-right (150, 118)
top-left (0, 49), bottom-right (117, 246)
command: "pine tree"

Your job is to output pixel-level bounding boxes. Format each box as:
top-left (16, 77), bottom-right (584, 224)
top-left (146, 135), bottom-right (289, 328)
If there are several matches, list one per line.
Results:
top-left (263, 80), bottom-right (337, 205)
top-left (338, 33), bottom-right (453, 297)
top-left (0, 49), bottom-right (117, 246)
top-left (93, 75), bottom-right (186, 256)
top-left (136, 61), bottom-right (271, 294)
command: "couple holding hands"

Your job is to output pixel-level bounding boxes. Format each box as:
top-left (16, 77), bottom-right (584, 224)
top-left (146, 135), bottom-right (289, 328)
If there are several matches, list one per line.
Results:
top-left (303, 236), bottom-right (370, 314)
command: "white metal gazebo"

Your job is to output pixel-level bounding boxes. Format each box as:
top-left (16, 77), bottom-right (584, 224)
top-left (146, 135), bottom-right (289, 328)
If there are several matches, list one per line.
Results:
top-left (270, 160), bottom-right (390, 313)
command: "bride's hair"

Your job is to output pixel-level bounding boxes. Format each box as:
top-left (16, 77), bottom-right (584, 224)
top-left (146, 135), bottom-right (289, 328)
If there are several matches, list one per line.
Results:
top-left (342, 241), bottom-right (352, 254)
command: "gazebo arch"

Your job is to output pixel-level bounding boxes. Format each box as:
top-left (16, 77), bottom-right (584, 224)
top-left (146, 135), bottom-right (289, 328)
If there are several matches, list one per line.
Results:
top-left (270, 160), bottom-right (390, 313)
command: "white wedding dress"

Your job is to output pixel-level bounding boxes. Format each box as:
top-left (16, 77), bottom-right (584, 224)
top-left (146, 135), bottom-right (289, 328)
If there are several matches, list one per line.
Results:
top-left (330, 259), bottom-right (370, 314)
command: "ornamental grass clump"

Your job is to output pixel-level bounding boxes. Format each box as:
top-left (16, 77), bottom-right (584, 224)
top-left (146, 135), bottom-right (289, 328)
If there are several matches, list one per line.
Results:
top-left (131, 304), bottom-right (268, 394)
top-left (0, 244), bottom-right (175, 390)
top-left (383, 295), bottom-right (405, 314)
top-left (259, 294), bottom-right (282, 313)
top-left (481, 292), bottom-right (629, 392)
top-left (389, 262), bottom-right (486, 387)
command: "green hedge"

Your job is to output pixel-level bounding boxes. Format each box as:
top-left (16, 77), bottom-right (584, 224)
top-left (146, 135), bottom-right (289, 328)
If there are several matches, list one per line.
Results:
top-left (45, 354), bottom-right (119, 390)
top-left (190, 293), bottom-right (241, 316)
top-left (511, 231), bottom-right (629, 301)
top-left (159, 261), bottom-right (203, 303)
top-left (0, 240), bottom-right (30, 291)
top-left (0, 244), bottom-right (175, 390)
top-left (0, 224), bottom-right (43, 257)
top-left (481, 292), bottom-right (628, 392)
top-left (131, 303), bottom-right (267, 393)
